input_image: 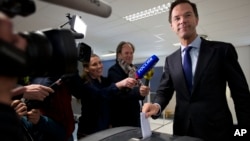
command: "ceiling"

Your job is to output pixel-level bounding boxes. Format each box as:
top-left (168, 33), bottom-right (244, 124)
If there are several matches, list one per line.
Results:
top-left (12, 0), bottom-right (250, 61)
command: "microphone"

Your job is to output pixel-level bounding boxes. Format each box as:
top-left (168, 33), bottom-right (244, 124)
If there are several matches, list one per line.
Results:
top-left (143, 69), bottom-right (154, 86)
top-left (136, 55), bottom-right (159, 80)
top-left (40, 0), bottom-right (112, 18)
top-left (136, 55), bottom-right (158, 111)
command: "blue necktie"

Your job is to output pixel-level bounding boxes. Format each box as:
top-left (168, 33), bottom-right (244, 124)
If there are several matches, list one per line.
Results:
top-left (183, 47), bottom-right (193, 93)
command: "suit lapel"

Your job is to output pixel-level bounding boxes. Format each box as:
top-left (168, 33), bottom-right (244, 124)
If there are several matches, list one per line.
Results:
top-left (171, 49), bottom-right (191, 99)
top-left (192, 39), bottom-right (215, 95)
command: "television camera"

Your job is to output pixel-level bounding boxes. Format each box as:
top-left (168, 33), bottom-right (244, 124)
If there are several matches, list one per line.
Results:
top-left (0, 0), bottom-right (92, 77)
top-left (0, 0), bottom-right (93, 110)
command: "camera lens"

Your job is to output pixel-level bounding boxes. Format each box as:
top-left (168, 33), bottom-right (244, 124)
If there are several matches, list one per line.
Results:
top-left (20, 29), bottom-right (78, 76)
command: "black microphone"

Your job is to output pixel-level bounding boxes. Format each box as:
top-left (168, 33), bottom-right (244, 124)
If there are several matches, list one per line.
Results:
top-left (40, 0), bottom-right (112, 18)
top-left (143, 69), bottom-right (154, 86)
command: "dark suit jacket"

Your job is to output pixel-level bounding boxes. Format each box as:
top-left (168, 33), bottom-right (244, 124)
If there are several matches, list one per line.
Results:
top-left (108, 62), bottom-right (145, 127)
top-left (153, 38), bottom-right (250, 141)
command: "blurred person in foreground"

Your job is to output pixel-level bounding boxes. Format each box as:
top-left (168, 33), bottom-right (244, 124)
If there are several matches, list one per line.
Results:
top-left (0, 11), bottom-right (29, 141)
top-left (19, 75), bottom-right (76, 141)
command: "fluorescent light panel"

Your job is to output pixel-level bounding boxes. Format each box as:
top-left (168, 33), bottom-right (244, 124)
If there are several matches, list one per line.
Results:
top-left (123, 3), bottom-right (170, 22)
top-left (101, 53), bottom-right (116, 57)
top-left (173, 42), bottom-right (181, 47)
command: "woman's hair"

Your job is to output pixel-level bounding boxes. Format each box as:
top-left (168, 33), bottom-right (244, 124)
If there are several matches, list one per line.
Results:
top-left (81, 54), bottom-right (99, 83)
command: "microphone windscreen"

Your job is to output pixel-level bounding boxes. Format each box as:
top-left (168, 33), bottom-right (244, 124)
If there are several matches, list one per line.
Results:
top-left (41, 0), bottom-right (112, 18)
top-left (136, 55), bottom-right (159, 79)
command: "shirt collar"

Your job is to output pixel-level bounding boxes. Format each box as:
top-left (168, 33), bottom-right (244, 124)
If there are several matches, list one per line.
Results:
top-left (181, 36), bottom-right (202, 52)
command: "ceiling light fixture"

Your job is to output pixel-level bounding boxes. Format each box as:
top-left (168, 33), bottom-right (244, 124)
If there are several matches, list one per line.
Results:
top-left (123, 3), bottom-right (171, 22)
top-left (101, 53), bottom-right (116, 57)
top-left (173, 42), bottom-right (181, 47)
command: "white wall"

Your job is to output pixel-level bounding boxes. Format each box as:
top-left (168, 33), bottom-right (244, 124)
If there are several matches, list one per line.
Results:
top-left (235, 45), bottom-right (250, 86)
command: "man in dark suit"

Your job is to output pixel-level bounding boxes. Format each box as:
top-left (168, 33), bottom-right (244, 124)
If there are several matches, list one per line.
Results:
top-left (142, 0), bottom-right (250, 141)
top-left (108, 41), bottom-right (149, 128)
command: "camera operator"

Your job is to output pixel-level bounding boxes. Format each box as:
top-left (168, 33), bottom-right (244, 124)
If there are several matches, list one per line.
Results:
top-left (0, 6), bottom-right (77, 141)
top-left (0, 11), bottom-right (32, 141)
top-left (1, 0), bottom-right (84, 140)
top-left (19, 75), bottom-right (78, 141)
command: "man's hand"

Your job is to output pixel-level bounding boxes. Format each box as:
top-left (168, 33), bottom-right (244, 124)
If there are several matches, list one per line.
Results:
top-left (142, 103), bottom-right (160, 118)
top-left (27, 109), bottom-right (41, 124)
top-left (23, 84), bottom-right (54, 101)
top-left (11, 100), bottom-right (27, 118)
top-left (139, 85), bottom-right (150, 97)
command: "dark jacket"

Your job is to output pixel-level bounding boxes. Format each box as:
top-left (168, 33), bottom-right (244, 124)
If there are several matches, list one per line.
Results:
top-left (108, 62), bottom-right (145, 127)
top-left (153, 38), bottom-right (250, 141)
top-left (30, 76), bottom-right (75, 141)
top-left (71, 75), bottom-right (120, 135)
top-left (0, 103), bottom-right (32, 141)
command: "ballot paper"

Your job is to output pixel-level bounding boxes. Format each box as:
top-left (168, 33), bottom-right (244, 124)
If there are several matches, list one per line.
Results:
top-left (140, 112), bottom-right (152, 139)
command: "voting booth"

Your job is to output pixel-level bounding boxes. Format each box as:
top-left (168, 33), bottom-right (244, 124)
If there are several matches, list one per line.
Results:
top-left (78, 126), bottom-right (203, 141)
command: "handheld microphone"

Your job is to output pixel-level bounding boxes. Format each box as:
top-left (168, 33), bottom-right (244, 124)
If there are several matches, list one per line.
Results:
top-left (137, 55), bottom-right (158, 111)
top-left (143, 69), bottom-right (154, 86)
top-left (136, 55), bottom-right (159, 79)
top-left (41, 0), bottom-right (112, 18)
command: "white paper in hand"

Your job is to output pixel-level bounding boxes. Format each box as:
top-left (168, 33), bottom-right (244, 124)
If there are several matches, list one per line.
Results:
top-left (140, 112), bottom-right (152, 139)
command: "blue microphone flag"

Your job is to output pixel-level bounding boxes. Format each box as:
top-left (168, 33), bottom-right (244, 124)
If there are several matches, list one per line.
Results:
top-left (136, 55), bottom-right (159, 79)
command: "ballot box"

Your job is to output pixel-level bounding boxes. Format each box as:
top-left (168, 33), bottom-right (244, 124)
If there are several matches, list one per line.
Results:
top-left (79, 126), bottom-right (203, 141)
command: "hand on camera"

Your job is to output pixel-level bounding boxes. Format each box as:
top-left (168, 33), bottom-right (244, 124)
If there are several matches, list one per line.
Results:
top-left (11, 99), bottom-right (27, 118)
top-left (23, 84), bottom-right (54, 101)
top-left (27, 109), bottom-right (41, 124)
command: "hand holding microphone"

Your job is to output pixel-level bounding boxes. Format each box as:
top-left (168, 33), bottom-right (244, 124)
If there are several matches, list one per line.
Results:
top-left (137, 55), bottom-right (159, 96)
top-left (115, 77), bottom-right (137, 89)
top-left (118, 55), bottom-right (159, 91)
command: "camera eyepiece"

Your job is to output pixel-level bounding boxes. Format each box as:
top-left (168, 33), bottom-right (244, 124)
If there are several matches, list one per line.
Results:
top-left (0, 0), bottom-right (36, 18)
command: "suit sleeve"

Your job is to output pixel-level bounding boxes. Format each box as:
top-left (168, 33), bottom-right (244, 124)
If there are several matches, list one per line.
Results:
top-left (224, 43), bottom-right (250, 127)
top-left (152, 57), bottom-right (175, 119)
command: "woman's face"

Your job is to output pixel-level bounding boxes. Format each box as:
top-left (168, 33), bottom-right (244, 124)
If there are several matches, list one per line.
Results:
top-left (85, 56), bottom-right (103, 79)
